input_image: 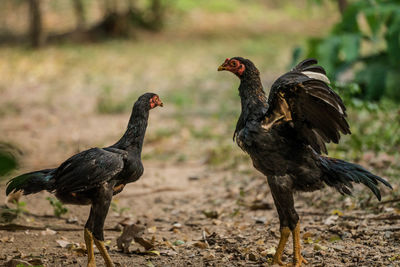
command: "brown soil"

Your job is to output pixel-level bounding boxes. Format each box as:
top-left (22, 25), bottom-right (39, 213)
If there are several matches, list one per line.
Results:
top-left (0, 160), bottom-right (399, 267)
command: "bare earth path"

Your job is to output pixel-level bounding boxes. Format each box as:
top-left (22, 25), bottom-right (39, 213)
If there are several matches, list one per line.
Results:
top-left (1, 160), bottom-right (399, 267)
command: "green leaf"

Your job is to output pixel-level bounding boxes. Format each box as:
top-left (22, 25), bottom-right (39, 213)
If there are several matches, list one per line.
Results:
top-left (364, 8), bottom-right (382, 37)
top-left (173, 240), bottom-right (185, 246)
top-left (317, 36), bottom-right (341, 77)
top-left (385, 13), bottom-right (400, 66)
top-left (305, 38), bottom-right (323, 59)
top-left (355, 62), bottom-right (388, 101)
top-left (332, 1), bottom-right (365, 34)
top-left (0, 143), bottom-right (18, 177)
top-left (329, 235), bottom-right (342, 242)
top-left (385, 70), bottom-right (400, 101)
top-left (340, 34), bottom-right (361, 62)
top-left (296, 0), bottom-right (400, 102)
top-left (0, 151), bottom-right (17, 177)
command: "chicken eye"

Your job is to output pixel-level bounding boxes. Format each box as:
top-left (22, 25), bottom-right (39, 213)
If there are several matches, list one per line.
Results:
top-left (231, 61), bottom-right (237, 67)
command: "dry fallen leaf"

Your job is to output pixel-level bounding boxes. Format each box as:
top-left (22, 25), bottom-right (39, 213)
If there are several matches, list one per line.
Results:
top-left (41, 228), bottom-right (57, 236)
top-left (324, 215), bottom-right (339, 225)
top-left (201, 251), bottom-right (216, 260)
top-left (193, 241), bottom-right (208, 249)
top-left (134, 237), bottom-right (154, 250)
top-left (117, 223), bottom-right (153, 253)
top-left (28, 258), bottom-right (44, 265)
top-left (202, 210), bottom-right (219, 219)
top-left (0, 236), bottom-right (14, 243)
top-left (72, 247), bottom-right (86, 257)
top-left (249, 200), bottom-right (272, 210)
top-left (6, 259), bottom-right (32, 267)
top-left (147, 250), bottom-right (161, 256)
top-left (148, 226), bottom-right (157, 234)
top-left (160, 249), bottom-right (178, 256)
top-left (172, 222), bottom-right (182, 229)
top-left (331, 209), bottom-right (343, 216)
top-left (212, 219), bottom-right (222, 225)
top-left (255, 239), bottom-right (264, 246)
top-left (304, 237), bottom-right (314, 244)
top-left (248, 252), bottom-right (257, 261)
top-left (56, 240), bottom-right (71, 248)
top-left (314, 244), bottom-right (328, 251)
top-left (260, 247), bottom-right (276, 257)
top-left (302, 231), bottom-right (313, 239)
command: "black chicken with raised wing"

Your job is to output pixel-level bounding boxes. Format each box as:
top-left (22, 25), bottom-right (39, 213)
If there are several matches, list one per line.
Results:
top-left (6, 93), bottom-right (163, 267)
top-left (218, 58), bottom-right (392, 266)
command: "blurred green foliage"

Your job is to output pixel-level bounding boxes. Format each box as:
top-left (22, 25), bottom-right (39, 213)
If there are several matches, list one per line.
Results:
top-left (46, 197), bottom-right (68, 218)
top-left (172, 0), bottom-right (240, 13)
top-left (0, 143), bottom-right (18, 177)
top-left (298, 0), bottom-right (400, 102)
top-left (0, 200), bottom-right (26, 223)
top-left (336, 103), bottom-right (400, 156)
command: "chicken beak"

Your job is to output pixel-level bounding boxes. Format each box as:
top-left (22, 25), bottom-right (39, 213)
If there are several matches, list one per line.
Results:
top-left (218, 65), bottom-right (226, 71)
top-left (159, 101), bottom-right (164, 107)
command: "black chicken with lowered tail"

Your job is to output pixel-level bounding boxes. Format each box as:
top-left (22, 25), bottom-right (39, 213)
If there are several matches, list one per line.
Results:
top-left (6, 93), bottom-right (163, 267)
top-left (218, 58), bottom-right (392, 266)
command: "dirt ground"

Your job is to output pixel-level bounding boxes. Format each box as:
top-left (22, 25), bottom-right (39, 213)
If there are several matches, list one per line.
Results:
top-left (0, 159), bottom-right (399, 267)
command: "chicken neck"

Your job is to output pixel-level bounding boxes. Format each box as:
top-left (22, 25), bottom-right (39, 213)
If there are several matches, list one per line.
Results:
top-left (112, 102), bottom-right (150, 154)
top-left (238, 73), bottom-right (269, 123)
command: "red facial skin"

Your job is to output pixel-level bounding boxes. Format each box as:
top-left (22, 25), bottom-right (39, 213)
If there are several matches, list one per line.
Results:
top-left (150, 95), bottom-right (163, 109)
top-left (218, 58), bottom-right (245, 77)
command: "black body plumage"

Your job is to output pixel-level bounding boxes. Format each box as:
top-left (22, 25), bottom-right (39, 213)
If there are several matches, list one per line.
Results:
top-left (229, 58), bottom-right (392, 231)
top-left (6, 93), bottom-right (160, 243)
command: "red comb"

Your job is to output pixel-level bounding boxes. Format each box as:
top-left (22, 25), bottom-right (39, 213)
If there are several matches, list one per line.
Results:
top-left (225, 58), bottom-right (230, 62)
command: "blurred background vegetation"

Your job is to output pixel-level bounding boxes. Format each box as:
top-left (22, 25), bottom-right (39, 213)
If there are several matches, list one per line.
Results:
top-left (0, 0), bottom-right (399, 185)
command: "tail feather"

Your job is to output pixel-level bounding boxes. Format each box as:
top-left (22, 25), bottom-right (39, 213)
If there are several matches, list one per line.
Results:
top-left (320, 157), bottom-right (392, 201)
top-left (6, 169), bottom-right (55, 195)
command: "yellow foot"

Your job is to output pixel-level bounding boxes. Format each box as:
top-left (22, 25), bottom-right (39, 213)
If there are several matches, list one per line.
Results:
top-left (84, 228), bottom-right (96, 267)
top-left (273, 255), bottom-right (308, 267)
top-left (290, 222), bottom-right (308, 266)
top-left (273, 259), bottom-right (285, 266)
top-left (87, 260), bottom-right (96, 267)
top-left (273, 227), bottom-right (291, 266)
top-left (285, 255), bottom-right (308, 267)
top-left (94, 238), bottom-right (115, 267)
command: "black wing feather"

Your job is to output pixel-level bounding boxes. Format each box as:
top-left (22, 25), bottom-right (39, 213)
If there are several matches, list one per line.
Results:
top-left (301, 66), bottom-right (326, 75)
top-left (293, 58), bottom-right (318, 71)
top-left (53, 147), bottom-right (125, 193)
top-left (267, 59), bottom-right (350, 154)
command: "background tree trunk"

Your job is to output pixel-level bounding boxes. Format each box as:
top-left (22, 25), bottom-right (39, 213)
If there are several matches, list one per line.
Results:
top-left (100, 0), bottom-right (117, 15)
top-left (73, 0), bottom-right (86, 30)
top-left (127, 0), bottom-right (136, 12)
top-left (338, 0), bottom-right (348, 15)
top-left (28, 0), bottom-right (44, 47)
top-left (149, 0), bottom-right (164, 31)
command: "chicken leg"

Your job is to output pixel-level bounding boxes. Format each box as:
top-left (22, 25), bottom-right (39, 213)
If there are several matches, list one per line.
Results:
top-left (272, 222), bottom-right (308, 267)
top-left (84, 228), bottom-right (96, 267)
top-left (268, 176), bottom-right (308, 266)
top-left (94, 238), bottom-right (114, 267)
top-left (292, 222), bottom-right (308, 267)
top-left (272, 227), bottom-right (290, 265)
top-left (84, 185), bottom-right (114, 267)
